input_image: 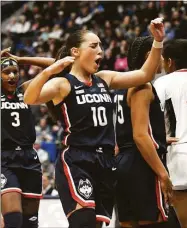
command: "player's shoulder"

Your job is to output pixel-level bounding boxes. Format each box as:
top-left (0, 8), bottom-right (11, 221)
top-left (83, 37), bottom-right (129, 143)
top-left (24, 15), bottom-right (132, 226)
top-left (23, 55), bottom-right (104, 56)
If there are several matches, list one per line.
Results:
top-left (156, 72), bottom-right (185, 89)
top-left (49, 76), bottom-right (69, 84)
top-left (48, 77), bottom-right (70, 89)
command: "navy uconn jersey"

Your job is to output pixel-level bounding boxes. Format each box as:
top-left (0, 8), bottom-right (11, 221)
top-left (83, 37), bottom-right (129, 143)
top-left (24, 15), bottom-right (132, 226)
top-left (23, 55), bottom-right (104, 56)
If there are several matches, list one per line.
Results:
top-left (114, 89), bottom-right (132, 149)
top-left (1, 87), bottom-right (36, 150)
top-left (115, 85), bottom-right (167, 153)
top-left (55, 74), bottom-right (115, 148)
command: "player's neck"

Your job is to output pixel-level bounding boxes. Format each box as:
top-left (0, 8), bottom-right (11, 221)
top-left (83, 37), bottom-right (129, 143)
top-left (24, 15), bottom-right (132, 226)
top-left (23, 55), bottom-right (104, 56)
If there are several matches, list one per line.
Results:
top-left (2, 88), bottom-right (16, 96)
top-left (70, 64), bottom-right (92, 83)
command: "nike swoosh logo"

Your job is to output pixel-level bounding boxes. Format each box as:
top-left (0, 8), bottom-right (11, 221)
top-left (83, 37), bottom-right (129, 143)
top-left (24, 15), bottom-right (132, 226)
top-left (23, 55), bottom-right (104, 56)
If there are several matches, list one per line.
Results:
top-left (112, 167), bottom-right (117, 171)
top-left (34, 155), bottom-right (38, 160)
top-left (74, 85), bottom-right (83, 89)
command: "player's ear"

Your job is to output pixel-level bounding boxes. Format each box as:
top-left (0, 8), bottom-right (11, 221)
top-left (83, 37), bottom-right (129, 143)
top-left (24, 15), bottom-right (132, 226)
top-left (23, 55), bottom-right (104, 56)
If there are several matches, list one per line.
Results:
top-left (168, 58), bottom-right (172, 68)
top-left (71, 47), bottom-right (80, 57)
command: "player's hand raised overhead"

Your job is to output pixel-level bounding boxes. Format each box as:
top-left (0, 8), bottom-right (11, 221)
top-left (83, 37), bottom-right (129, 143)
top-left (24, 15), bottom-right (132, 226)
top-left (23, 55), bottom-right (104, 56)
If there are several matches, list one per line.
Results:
top-left (1, 47), bottom-right (11, 57)
top-left (46, 57), bottom-right (75, 75)
top-left (1, 47), bottom-right (21, 62)
top-left (149, 17), bottom-right (165, 42)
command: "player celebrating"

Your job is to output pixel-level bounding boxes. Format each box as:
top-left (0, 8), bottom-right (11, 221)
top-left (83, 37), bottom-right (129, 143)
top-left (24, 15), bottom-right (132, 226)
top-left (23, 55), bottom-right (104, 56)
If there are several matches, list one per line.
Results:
top-left (1, 49), bottom-right (42, 228)
top-left (24, 18), bottom-right (165, 228)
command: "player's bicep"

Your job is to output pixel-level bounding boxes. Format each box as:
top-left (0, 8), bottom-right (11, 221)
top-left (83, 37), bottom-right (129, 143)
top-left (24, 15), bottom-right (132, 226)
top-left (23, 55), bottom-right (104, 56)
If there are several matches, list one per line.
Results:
top-left (33, 81), bottom-right (58, 104)
top-left (97, 70), bottom-right (147, 89)
top-left (33, 78), bottom-right (70, 105)
top-left (130, 84), bottom-right (153, 137)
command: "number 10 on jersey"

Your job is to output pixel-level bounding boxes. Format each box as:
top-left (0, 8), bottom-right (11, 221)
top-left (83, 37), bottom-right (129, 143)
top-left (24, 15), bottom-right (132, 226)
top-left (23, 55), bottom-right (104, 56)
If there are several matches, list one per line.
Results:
top-left (91, 107), bottom-right (107, 126)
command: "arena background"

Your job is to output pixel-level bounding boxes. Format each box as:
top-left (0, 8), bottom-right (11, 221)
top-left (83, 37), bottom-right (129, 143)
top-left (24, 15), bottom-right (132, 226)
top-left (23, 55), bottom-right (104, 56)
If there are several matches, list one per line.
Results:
top-left (1, 1), bottom-right (187, 227)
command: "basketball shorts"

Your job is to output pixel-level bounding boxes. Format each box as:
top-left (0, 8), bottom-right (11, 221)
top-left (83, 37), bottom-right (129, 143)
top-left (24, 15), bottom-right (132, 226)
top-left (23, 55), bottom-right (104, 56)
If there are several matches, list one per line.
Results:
top-left (55, 146), bottom-right (116, 225)
top-left (115, 147), bottom-right (169, 222)
top-left (1, 146), bottom-right (42, 199)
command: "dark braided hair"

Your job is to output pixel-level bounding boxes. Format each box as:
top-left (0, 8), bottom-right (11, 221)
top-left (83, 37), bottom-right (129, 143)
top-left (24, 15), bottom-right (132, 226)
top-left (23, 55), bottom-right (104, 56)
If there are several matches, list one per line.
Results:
top-left (127, 36), bottom-right (153, 70)
top-left (163, 39), bottom-right (187, 70)
top-left (46, 29), bottom-right (93, 122)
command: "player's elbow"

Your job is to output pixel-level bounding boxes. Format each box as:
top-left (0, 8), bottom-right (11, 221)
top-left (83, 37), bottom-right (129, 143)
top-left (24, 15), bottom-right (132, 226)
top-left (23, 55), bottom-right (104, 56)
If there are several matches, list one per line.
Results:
top-left (133, 132), bottom-right (148, 145)
top-left (139, 68), bottom-right (153, 84)
top-left (23, 93), bottom-right (36, 105)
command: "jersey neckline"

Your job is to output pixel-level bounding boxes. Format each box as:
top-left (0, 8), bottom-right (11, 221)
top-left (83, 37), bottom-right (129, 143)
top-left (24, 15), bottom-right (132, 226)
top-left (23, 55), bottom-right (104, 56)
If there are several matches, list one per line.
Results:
top-left (68, 73), bottom-right (94, 87)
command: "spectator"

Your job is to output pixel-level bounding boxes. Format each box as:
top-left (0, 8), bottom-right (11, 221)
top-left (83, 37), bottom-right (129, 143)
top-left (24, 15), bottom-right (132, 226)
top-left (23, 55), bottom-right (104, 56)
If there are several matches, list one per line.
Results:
top-left (34, 139), bottom-right (49, 167)
top-left (42, 173), bottom-right (58, 196)
top-left (35, 118), bottom-right (53, 143)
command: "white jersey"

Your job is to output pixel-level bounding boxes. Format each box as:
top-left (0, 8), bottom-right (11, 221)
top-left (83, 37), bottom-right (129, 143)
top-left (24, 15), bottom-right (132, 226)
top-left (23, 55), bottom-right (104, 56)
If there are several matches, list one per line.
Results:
top-left (154, 70), bottom-right (187, 145)
top-left (154, 70), bottom-right (187, 190)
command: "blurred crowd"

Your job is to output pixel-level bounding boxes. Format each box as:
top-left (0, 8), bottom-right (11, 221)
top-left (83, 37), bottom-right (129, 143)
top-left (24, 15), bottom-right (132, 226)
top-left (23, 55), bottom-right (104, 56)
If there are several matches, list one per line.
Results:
top-left (1, 0), bottom-right (187, 196)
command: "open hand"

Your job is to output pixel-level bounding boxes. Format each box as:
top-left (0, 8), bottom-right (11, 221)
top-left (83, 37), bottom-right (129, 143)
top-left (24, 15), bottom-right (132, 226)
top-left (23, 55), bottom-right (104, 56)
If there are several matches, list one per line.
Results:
top-left (1, 47), bottom-right (11, 57)
top-left (166, 136), bottom-right (179, 145)
top-left (1, 47), bottom-right (20, 62)
top-left (159, 175), bottom-right (173, 206)
top-left (149, 18), bottom-right (165, 42)
top-left (47, 56), bottom-right (75, 75)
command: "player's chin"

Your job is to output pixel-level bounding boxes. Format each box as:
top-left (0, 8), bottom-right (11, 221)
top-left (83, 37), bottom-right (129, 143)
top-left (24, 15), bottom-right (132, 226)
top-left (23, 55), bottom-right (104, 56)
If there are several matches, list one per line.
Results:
top-left (7, 85), bottom-right (17, 92)
top-left (92, 65), bottom-right (100, 74)
top-left (87, 67), bottom-right (98, 75)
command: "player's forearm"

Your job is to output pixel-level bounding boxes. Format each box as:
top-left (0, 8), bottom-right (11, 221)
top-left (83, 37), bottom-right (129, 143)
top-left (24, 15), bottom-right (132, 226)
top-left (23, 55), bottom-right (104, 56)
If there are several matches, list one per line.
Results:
top-left (133, 133), bottom-right (168, 180)
top-left (18, 57), bottom-right (55, 68)
top-left (139, 45), bottom-right (162, 83)
top-left (24, 69), bottom-right (51, 104)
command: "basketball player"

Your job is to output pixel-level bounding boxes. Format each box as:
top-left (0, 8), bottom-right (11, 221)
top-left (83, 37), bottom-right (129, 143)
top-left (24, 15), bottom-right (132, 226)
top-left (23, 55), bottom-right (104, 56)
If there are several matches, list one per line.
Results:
top-left (1, 51), bottom-right (42, 228)
top-left (154, 39), bottom-right (187, 228)
top-left (114, 36), bottom-right (173, 228)
top-left (24, 18), bottom-right (165, 228)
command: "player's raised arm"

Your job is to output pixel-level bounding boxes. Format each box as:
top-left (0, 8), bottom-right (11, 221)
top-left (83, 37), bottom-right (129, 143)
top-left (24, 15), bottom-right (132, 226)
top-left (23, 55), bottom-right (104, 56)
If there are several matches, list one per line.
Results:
top-left (97, 18), bottom-right (165, 89)
top-left (3, 50), bottom-right (55, 68)
top-left (24, 56), bottom-right (74, 105)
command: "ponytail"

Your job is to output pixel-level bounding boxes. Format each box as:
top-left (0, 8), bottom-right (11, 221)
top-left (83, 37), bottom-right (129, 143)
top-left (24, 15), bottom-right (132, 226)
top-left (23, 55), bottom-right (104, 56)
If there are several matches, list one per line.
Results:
top-left (46, 29), bottom-right (91, 122)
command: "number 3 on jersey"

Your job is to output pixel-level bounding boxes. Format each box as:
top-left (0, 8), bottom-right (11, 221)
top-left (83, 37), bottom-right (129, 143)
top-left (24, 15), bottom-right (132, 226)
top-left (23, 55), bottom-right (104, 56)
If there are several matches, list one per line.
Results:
top-left (11, 112), bottom-right (20, 127)
top-left (91, 106), bottom-right (107, 126)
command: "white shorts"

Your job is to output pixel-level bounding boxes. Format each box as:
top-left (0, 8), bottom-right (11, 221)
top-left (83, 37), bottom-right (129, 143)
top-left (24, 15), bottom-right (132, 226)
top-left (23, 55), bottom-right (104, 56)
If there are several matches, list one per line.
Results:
top-left (167, 143), bottom-right (187, 190)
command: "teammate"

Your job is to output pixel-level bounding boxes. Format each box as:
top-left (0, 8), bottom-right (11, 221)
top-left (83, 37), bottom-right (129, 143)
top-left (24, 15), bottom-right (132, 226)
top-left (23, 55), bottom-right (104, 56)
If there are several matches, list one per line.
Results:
top-left (1, 49), bottom-right (42, 228)
top-left (114, 36), bottom-right (173, 228)
top-left (24, 18), bottom-right (165, 228)
top-left (154, 39), bottom-right (187, 228)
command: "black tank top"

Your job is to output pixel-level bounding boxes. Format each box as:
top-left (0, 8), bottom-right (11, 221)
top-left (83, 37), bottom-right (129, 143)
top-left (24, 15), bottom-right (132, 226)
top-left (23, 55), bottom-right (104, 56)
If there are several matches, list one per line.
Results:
top-left (55, 73), bottom-right (115, 150)
top-left (1, 87), bottom-right (36, 150)
top-left (115, 84), bottom-right (167, 154)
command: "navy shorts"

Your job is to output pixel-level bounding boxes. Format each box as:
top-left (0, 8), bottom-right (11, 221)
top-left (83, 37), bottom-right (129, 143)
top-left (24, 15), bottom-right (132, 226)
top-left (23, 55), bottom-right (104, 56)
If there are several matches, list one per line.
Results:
top-left (115, 147), bottom-right (169, 222)
top-left (1, 147), bottom-right (42, 199)
top-left (55, 146), bottom-right (116, 225)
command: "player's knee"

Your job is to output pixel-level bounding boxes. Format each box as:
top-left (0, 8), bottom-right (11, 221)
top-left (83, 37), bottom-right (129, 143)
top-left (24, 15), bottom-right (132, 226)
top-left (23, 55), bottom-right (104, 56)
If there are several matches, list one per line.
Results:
top-left (22, 213), bottom-right (38, 228)
top-left (3, 212), bottom-right (22, 228)
top-left (68, 208), bottom-right (96, 228)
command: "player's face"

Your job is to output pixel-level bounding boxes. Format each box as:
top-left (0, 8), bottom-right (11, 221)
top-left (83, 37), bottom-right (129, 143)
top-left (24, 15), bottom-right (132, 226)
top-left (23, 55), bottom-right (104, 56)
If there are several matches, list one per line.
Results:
top-left (1, 66), bottom-right (19, 92)
top-left (162, 57), bottom-right (176, 74)
top-left (78, 32), bottom-right (103, 74)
